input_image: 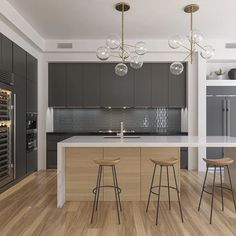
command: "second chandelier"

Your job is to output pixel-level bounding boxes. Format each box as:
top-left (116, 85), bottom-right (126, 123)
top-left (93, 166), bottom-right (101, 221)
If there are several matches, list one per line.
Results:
top-left (96, 2), bottom-right (147, 77)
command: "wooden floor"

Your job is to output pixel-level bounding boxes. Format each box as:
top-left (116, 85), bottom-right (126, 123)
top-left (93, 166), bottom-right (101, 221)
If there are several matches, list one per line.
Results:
top-left (0, 170), bottom-right (236, 236)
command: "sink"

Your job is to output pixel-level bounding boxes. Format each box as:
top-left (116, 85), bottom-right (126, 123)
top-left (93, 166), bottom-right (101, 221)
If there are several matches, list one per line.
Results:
top-left (104, 136), bottom-right (140, 139)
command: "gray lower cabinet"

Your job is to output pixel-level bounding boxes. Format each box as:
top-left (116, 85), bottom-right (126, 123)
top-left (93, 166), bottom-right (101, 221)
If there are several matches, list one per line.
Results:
top-left (83, 64), bottom-right (100, 107)
top-left (47, 134), bottom-right (71, 168)
top-left (101, 63), bottom-right (134, 107)
top-left (134, 64), bottom-right (152, 107)
top-left (27, 150), bottom-right (37, 173)
top-left (151, 63), bottom-right (169, 107)
top-left (67, 64), bottom-right (83, 106)
top-left (48, 63), bottom-right (67, 107)
top-left (169, 64), bottom-right (186, 107)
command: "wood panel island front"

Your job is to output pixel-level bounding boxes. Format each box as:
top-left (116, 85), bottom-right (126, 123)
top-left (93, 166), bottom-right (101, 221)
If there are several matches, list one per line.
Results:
top-left (57, 136), bottom-right (236, 208)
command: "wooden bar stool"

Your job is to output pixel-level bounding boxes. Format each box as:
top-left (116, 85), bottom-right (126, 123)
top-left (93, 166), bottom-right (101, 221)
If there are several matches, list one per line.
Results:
top-left (146, 157), bottom-right (184, 225)
top-left (198, 158), bottom-right (236, 224)
top-left (90, 158), bottom-right (122, 224)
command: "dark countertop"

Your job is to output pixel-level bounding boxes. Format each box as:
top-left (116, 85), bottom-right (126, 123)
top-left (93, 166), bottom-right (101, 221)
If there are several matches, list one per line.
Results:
top-left (47, 132), bottom-right (188, 136)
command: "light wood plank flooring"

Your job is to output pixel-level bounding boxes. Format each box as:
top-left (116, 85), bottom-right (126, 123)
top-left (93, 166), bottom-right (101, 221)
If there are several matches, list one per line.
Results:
top-left (0, 170), bottom-right (236, 236)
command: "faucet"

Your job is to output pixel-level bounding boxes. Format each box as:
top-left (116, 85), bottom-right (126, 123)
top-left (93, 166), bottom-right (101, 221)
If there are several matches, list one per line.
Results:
top-left (118, 122), bottom-right (124, 138)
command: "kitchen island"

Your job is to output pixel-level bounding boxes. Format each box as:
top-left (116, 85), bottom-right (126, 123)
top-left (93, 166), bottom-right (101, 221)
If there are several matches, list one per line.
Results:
top-left (57, 136), bottom-right (236, 208)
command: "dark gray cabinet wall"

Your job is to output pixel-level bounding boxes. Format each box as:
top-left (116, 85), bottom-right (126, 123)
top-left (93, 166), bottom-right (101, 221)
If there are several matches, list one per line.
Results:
top-left (134, 64), bottom-right (152, 107)
top-left (101, 64), bottom-right (134, 107)
top-left (48, 63), bottom-right (67, 107)
top-left (27, 54), bottom-right (38, 112)
top-left (83, 64), bottom-right (100, 107)
top-left (67, 64), bottom-right (83, 106)
top-left (151, 63), bottom-right (169, 107)
top-left (169, 65), bottom-right (186, 107)
top-left (1, 34), bottom-right (13, 73)
top-left (48, 63), bottom-right (186, 108)
top-left (47, 134), bottom-right (71, 168)
top-left (14, 75), bottom-right (27, 179)
top-left (13, 44), bottom-right (27, 77)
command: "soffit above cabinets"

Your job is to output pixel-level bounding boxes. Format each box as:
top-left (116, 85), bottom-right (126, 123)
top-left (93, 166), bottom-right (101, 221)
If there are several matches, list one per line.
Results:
top-left (6, 0), bottom-right (236, 40)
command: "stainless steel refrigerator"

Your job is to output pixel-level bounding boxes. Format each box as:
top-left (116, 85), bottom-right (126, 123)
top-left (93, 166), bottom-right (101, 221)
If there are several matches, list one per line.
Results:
top-left (207, 87), bottom-right (236, 158)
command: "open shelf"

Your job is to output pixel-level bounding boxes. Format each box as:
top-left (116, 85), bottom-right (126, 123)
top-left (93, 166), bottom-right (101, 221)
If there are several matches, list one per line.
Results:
top-left (206, 80), bottom-right (236, 86)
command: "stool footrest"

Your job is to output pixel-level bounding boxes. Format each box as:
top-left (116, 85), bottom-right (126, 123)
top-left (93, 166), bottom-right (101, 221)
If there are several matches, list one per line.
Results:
top-left (203, 185), bottom-right (233, 195)
top-left (93, 185), bottom-right (122, 194)
top-left (150, 185), bottom-right (179, 196)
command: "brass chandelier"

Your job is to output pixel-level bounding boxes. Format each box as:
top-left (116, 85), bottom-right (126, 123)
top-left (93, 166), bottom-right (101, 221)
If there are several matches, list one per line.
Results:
top-left (96, 2), bottom-right (147, 77)
top-left (168, 4), bottom-right (215, 75)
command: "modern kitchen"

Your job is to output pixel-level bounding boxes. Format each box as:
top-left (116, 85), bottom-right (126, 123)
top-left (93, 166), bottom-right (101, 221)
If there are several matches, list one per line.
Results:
top-left (1, 1), bottom-right (236, 235)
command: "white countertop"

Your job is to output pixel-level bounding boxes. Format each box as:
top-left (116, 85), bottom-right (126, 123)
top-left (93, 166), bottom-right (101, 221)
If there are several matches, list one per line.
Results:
top-left (58, 135), bottom-right (236, 148)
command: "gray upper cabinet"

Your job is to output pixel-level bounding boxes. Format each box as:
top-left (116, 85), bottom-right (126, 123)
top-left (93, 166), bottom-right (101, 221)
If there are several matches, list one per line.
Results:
top-left (83, 64), bottom-right (100, 107)
top-left (27, 53), bottom-right (37, 83)
top-left (13, 44), bottom-right (27, 77)
top-left (169, 64), bottom-right (186, 107)
top-left (101, 63), bottom-right (134, 107)
top-left (66, 64), bottom-right (83, 107)
top-left (1, 34), bottom-right (13, 73)
top-left (151, 63), bottom-right (169, 107)
top-left (134, 64), bottom-right (152, 107)
top-left (48, 63), bottom-right (67, 107)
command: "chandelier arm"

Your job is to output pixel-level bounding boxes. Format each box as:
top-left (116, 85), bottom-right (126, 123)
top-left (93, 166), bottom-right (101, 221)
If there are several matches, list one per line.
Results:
top-left (183, 53), bottom-right (191, 62)
top-left (179, 44), bottom-right (191, 52)
top-left (123, 44), bottom-right (135, 48)
top-left (196, 42), bottom-right (207, 51)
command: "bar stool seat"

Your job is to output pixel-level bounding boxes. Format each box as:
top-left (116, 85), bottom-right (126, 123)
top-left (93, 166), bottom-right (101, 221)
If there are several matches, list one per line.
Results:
top-left (94, 158), bottom-right (120, 166)
top-left (151, 157), bottom-right (178, 166)
top-left (203, 157), bottom-right (233, 167)
top-left (91, 158), bottom-right (122, 224)
top-left (198, 157), bottom-right (236, 224)
top-left (146, 157), bottom-right (183, 225)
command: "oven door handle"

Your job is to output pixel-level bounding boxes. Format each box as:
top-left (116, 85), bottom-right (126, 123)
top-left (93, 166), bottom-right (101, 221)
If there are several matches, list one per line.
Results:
top-left (13, 93), bottom-right (16, 179)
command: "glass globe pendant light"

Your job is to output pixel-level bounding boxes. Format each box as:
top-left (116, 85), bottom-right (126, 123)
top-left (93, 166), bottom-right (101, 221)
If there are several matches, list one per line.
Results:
top-left (168, 4), bottom-right (215, 76)
top-left (96, 2), bottom-right (147, 77)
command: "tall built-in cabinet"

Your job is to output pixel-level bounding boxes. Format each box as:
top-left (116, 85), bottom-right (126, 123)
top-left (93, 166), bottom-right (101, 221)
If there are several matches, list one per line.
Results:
top-left (0, 33), bottom-right (38, 180)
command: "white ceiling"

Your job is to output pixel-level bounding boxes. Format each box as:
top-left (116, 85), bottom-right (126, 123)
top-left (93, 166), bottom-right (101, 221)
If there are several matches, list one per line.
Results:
top-left (6, 0), bottom-right (236, 40)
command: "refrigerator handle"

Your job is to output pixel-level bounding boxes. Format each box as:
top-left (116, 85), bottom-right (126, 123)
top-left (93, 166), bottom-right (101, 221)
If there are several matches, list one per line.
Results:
top-left (13, 94), bottom-right (16, 179)
top-left (223, 99), bottom-right (227, 136)
top-left (227, 99), bottom-right (231, 137)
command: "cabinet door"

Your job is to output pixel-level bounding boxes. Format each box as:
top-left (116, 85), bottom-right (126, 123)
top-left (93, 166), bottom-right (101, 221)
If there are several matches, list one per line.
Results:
top-left (1, 34), bottom-right (13, 72)
top-left (48, 63), bottom-right (66, 107)
top-left (27, 150), bottom-right (37, 173)
top-left (169, 64), bottom-right (186, 107)
top-left (101, 63), bottom-right (134, 107)
top-left (83, 64), bottom-right (100, 107)
top-left (14, 75), bottom-right (27, 179)
top-left (134, 63), bottom-right (152, 107)
top-left (151, 63), bottom-right (169, 107)
top-left (27, 79), bottom-right (37, 112)
top-left (66, 64), bottom-right (83, 106)
top-left (13, 44), bottom-right (26, 77)
top-left (27, 53), bottom-right (37, 83)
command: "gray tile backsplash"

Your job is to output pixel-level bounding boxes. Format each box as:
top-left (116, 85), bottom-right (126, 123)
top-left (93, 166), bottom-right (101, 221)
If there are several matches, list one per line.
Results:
top-left (53, 108), bottom-right (182, 133)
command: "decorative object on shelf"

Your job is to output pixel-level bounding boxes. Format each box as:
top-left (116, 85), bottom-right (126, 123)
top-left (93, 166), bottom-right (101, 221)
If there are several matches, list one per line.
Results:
top-left (206, 72), bottom-right (215, 80)
top-left (96, 2), bottom-right (147, 77)
top-left (168, 4), bottom-right (215, 75)
top-left (228, 69), bottom-right (236, 80)
top-left (215, 68), bottom-right (225, 80)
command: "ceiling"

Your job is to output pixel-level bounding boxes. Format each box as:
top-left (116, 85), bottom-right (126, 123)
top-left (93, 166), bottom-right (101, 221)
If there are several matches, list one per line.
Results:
top-left (6, 0), bottom-right (236, 40)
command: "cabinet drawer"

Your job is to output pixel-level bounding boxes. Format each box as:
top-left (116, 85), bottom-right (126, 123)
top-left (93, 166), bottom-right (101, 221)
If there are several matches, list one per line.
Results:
top-left (47, 150), bottom-right (57, 169)
top-left (47, 134), bottom-right (71, 151)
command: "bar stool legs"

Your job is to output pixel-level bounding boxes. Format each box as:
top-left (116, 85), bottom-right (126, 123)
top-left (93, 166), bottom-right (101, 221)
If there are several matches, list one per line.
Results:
top-left (146, 162), bottom-right (184, 225)
top-left (198, 160), bottom-right (236, 224)
top-left (172, 165), bottom-right (184, 223)
top-left (91, 163), bottom-right (122, 224)
top-left (226, 165), bottom-right (236, 212)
